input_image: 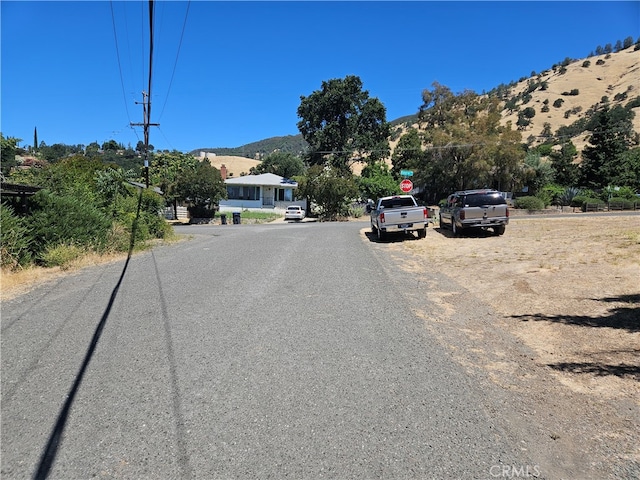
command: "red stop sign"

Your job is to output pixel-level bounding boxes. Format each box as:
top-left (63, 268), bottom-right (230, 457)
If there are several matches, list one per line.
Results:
top-left (400, 179), bottom-right (413, 192)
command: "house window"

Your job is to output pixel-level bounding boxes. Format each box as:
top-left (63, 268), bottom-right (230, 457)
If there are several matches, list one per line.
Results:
top-left (275, 188), bottom-right (292, 202)
top-left (227, 186), bottom-right (241, 199)
top-left (227, 186), bottom-right (260, 200)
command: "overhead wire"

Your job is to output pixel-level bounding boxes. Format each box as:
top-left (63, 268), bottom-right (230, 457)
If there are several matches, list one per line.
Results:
top-left (158, 0), bottom-right (191, 122)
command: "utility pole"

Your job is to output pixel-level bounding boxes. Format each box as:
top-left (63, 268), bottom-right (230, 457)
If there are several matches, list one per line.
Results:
top-left (130, 0), bottom-right (158, 189)
top-left (131, 91), bottom-right (159, 188)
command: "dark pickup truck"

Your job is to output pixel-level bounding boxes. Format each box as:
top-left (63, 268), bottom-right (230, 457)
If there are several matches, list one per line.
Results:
top-left (439, 189), bottom-right (509, 236)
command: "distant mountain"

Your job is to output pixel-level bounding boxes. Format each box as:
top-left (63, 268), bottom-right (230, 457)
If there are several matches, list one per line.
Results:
top-left (193, 46), bottom-right (639, 163)
top-left (190, 134), bottom-right (308, 160)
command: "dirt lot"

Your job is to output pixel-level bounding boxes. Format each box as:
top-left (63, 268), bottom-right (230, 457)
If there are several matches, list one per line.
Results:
top-left (375, 212), bottom-right (640, 476)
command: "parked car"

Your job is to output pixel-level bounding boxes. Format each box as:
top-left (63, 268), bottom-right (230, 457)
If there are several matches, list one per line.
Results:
top-left (439, 189), bottom-right (508, 236)
top-left (284, 205), bottom-right (305, 221)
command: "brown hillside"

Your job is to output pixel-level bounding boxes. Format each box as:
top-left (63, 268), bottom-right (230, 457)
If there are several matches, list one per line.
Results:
top-left (500, 47), bottom-right (640, 154)
top-left (196, 154), bottom-right (261, 178)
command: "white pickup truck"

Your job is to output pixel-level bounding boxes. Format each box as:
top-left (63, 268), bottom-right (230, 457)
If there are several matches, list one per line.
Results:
top-left (368, 195), bottom-right (429, 241)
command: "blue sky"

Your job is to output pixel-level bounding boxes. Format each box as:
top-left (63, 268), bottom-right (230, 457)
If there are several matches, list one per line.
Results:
top-left (2, 1), bottom-right (639, 153)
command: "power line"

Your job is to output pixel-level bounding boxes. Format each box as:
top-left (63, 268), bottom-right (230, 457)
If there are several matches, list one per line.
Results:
top-left (158, 0), bottom-right (191, 121)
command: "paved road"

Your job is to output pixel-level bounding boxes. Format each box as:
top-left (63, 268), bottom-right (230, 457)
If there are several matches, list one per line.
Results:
top-left (3, 221), bottom-right (541, 479)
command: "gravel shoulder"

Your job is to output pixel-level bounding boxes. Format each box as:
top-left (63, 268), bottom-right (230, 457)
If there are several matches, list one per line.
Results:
top-left (362, 212), bottom-right (640, 477)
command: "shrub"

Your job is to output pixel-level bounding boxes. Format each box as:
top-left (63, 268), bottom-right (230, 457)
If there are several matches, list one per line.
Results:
top-left (515, 196), bottom-right (545, 210)
top-left (29, 191), bottom-right (111, 259)
top-left (0, 204), bottom-right (32, 269)
top-left (39, 243), bottom-right (85, 269)
top-left (580, 198), bottom-right (605, 212)
top-left (582, 60), bottom-right (591, 68)
top-left (553, 98), bottom-right (564, 108)
top-left (608, 197), bottom-right (637, 210)
top-left (537, 184), bottom-right (564, 206)
top-left (626, 96), bottom-right (640, 109)
top-left (570, 195), bottom-right (588, 208)
top-left (558, 187), bottom-right (580, 206)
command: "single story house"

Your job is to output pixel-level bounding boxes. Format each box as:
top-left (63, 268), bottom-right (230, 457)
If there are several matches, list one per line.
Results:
top-left (219, 173), bottom-right (306, 213)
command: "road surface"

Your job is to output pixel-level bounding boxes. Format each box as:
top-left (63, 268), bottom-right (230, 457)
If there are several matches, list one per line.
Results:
top-left (3, 221), bottom-right (556, 478)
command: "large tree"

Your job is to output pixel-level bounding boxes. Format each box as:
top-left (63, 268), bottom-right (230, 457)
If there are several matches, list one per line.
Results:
top-left (296, 165), bottom-right (359, 220)
top-left (175, 159), bottom-right (226, 217)
top-left (297, 75), bottom-right (390, 174)
top-left (580, 105), bottom-right (636, 188)
top-left (249, 152), bottom-right (305, 178)
top-left (417, 83), bottom-right (525, 200)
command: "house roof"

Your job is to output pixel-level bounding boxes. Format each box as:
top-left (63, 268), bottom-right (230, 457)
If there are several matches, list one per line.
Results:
top-left (224, 173), bottom-right (298, 188)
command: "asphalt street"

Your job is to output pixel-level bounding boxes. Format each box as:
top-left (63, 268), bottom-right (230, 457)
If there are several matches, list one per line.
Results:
top-left (2, 221), bottom-right (542, 479)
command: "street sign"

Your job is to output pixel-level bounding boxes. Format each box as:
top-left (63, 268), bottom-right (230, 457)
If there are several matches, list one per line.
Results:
top-left (400, 170), bottom-right (414, 177)
top-left (400, 179), bottom-right (413, 193)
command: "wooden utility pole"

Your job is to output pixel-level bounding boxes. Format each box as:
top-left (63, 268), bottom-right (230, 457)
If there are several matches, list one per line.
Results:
top-left (131, 91), bottom-right (158, 188)
top-left (130, 0), bottom-right (158, 188)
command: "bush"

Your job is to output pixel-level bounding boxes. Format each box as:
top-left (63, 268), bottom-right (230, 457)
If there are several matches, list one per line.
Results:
top-left (39, 243), bottom-right (85, 269)
top-left (608, 197), bottom-right (637, 210)
top-left (515, 196), bottom-right (545, 210)
top-left (576, 197), bottom-right (605, 211)
top-left (0, 204), bottom-right (32, 269)
top-left (29, 191), bottom-right (111, 259)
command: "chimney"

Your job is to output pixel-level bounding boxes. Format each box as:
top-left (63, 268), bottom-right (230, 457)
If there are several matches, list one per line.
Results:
top-left (220, 164), bottom-right (227, 180)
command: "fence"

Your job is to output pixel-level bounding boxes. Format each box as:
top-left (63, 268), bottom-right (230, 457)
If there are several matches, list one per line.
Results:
top-left (164, 206), bottom-right (188, 220)
top-left (583, 201), bottom-right (638, 212)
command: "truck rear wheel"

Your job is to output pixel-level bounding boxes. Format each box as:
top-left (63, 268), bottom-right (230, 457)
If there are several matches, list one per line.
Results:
top-left (494, 225), bottom-right (506, 235)
top-left (417, 227), bottom-right (427, 238)
top-left (377, 227), bottom-right (386, 241)
top-left (452, 222), bottom-right (459, 236)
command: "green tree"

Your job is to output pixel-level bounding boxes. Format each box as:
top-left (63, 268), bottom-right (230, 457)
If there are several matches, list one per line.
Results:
top-left (358, 161), bottom-right (400, 201)
top-left (391, 129), bottom-right (424, 178)
top-left (249, 152), bottom-right (305, 178)
top-left (523, 152), bottom-right (554, 195)
top-left (296, 165), bottom-right (359, 220)
top-left (417, 83), bottom-right (524, 200)
top-left (150, 150), bottom-right (200, 215)
top-left (580, 105), bottom-right (635, 188)
top-left (1, 133), bottom-right (21, 176)
top-left (297, 75), bottom-right (390, 174)
top-left (175, 159), bottom-right (226, 217)
top-left (607, 147), bottom-right (640, 190)
top-left (549, 142), bottom-right (579, 186)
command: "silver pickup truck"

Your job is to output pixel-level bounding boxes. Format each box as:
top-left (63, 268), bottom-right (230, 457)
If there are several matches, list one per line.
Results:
top-left (439, 189), bottom-right (509, 236)
top-left (368, 195), bottom-right (429, 241)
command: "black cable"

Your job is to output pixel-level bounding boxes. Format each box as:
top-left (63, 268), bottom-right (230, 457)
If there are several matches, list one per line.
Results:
top-left (158, 0), bottom-right (191, 121)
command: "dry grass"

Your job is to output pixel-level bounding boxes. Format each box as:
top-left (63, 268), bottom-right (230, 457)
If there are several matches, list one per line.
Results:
top-left (1, 250), bottom-right (128, 302)
top-left (381, 214), bottom-right (640, 403)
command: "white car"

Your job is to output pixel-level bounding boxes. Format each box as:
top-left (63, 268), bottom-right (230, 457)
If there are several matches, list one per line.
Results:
top-left (284, 205), bottom-right (305, 221)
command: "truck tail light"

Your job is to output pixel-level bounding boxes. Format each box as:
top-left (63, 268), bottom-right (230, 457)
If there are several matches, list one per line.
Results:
top-left (380, 212), bottom-right (385, 223)
top-left (459, 210), bottom-right (466, 220)
top-left (506, 207), bottom-right (509, 217)
top-left (423, 207), bottom-right (428, 219)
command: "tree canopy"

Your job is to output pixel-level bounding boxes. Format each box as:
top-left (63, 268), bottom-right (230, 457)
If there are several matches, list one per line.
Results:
top-left (249, 151), bottom-right (305, 178)
top-left (297, 75), bottom-right (390, 174)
